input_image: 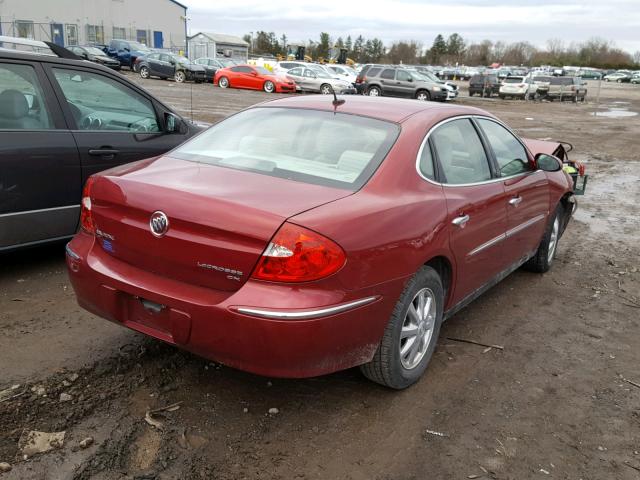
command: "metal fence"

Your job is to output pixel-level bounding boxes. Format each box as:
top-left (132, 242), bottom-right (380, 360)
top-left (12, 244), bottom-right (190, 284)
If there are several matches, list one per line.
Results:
top-left (0, 20), bottom-right (185, 53)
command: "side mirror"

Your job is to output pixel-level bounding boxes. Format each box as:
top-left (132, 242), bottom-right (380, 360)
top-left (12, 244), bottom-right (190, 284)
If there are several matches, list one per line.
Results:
top-left (164, 112), bottom-right (180, 133)
top-left (124, 47), bottom-right (130, 52)
top-left (407, 77), bottom-right (413, 82)
top-left (250, 71), bottom-right (258, 76)
top-left (535, 153), bottom-right (562, 172)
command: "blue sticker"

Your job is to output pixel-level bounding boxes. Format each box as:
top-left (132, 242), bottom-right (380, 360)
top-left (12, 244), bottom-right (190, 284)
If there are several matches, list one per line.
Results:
top-left (102, 239), bottom-right (115, 254)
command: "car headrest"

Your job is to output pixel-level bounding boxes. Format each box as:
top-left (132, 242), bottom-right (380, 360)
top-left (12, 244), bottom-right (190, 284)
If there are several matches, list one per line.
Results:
top-left (0, 90), bottom-right (29, 119)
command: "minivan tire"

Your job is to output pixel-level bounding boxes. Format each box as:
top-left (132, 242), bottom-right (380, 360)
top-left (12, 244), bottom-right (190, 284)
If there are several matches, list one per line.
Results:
top-left (360, 266), bottom-right (444, 390)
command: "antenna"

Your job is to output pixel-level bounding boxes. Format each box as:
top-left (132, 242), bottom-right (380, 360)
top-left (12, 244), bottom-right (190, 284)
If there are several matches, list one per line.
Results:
top-left (190, 80), bottom-right (194, 122)
top-left (329, 85), bottom-right (345, 109)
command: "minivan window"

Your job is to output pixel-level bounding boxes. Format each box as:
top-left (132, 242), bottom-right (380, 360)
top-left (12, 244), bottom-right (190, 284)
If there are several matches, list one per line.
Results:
top-left (0, 63), bottom-right (53, 130)
top-left (52, 68), bottom-right (159, 132)
top-left (171, 108), bottom-right (400, 190)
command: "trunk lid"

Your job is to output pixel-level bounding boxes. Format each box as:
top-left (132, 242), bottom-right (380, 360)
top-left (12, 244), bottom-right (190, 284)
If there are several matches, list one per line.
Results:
top-left (90, 156), bottom-right (352, 291)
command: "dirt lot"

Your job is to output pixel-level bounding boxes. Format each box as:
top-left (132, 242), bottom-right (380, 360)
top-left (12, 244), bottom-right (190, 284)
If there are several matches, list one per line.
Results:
top-left (1, 75), bottom-right (639, 480)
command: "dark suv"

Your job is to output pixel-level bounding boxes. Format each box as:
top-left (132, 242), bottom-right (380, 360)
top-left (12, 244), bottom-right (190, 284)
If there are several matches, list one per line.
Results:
top-left (468, 74), bottom-right (501, 97)
top-left (0, 38), bottom-right (201, 252)
top-left (363, 66), bottom-right (448, 102)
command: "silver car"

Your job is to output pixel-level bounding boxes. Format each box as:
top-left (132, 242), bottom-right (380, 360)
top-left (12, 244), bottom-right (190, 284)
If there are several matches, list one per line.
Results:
top-left (286, 67), bottom-right (355, 94)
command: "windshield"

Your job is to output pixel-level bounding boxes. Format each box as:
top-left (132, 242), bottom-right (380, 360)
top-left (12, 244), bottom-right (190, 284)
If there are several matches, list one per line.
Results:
top-left (129, 42), bottom-right (150, 52)
top-left (85, 47), bottom-right (106, 56)
top-left (174, 56), bottom-right (191, 65)
top-left (170, 107), bottom-right (400, 190)
top-left (219, 59), bottom-right (237, 67)
top-left (533, 76), bottom-right (551, 82)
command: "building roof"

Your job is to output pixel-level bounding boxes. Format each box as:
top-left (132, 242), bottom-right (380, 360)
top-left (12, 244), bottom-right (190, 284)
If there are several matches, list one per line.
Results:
top-left (169, 0), bottom-right (188, 10)
top-left (188, 32), bottom-right (248, 47)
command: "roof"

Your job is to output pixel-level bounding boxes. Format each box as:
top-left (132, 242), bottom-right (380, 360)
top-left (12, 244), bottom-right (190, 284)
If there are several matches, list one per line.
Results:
top-left (257, 95), bottom-right (489, 124)
top-left (188, 32), bottom-right (248, 47)
top-left (168, 0), bottom-right (187, 10)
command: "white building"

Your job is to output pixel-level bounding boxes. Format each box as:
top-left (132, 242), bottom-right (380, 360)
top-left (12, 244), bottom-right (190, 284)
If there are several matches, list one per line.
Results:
top-left (187, 32), bottom-right (249, 62)
top-left (0, 0), bottom-right (187, 52)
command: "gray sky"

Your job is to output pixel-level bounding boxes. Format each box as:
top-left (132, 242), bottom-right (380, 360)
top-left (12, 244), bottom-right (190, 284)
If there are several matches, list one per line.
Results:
top-left (183, 0), bottom-right (640, 54)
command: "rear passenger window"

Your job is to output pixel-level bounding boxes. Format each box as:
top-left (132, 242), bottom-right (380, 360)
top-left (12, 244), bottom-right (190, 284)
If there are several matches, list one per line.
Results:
top-left (367, 67), bottom-right (381, 77)
top-left (431, 119), bottom-right (491, 184)
top-left (0, 63), bottom-right (53, 130)
top-left (380, 69), bottom-right (395, 80)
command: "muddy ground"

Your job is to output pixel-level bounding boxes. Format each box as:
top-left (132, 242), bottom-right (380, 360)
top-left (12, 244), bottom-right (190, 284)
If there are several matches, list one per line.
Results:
top-left (1, 76), bottom-right (639, 479)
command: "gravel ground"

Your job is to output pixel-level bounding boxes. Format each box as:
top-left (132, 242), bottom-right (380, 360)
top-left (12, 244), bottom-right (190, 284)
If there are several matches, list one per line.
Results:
top-left (1, 74), bottom-right (639, 480)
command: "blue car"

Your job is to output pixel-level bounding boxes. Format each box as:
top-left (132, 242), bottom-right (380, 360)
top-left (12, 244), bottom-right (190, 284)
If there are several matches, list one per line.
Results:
top-left (106, 39), bottom-right (153, 70)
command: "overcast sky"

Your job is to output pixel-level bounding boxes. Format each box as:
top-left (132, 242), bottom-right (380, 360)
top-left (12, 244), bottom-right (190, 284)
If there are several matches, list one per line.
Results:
top-left (183, 0), bottom-right (640, 54)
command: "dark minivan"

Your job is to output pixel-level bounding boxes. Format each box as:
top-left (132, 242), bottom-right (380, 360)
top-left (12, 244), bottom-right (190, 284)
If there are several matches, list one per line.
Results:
top-left (468, 74), bottom-right (501, 97)
top-left (0, 38), bottom-right (201, 251)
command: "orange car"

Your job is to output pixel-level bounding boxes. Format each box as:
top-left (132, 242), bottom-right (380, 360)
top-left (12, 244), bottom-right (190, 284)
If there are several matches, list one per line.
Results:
top-left (214, 65), bottom-right (296, 93)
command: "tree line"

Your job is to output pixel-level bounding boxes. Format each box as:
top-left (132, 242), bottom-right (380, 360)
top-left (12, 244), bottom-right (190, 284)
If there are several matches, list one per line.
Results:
top-left (244, 31), bottom-right (639, 69)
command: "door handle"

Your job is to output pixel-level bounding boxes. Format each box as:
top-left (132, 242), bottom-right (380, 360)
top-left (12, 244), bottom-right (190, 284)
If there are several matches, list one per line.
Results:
top-left (89, 148), bottom-right (120, 157)
top-left (452, 214), bottom-right (470, 228)
top-left (509, 196), bottom-right (523, 207)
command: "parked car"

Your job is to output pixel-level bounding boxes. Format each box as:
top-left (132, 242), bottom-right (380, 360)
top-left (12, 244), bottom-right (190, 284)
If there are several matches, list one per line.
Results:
top-left (105, 39), bottom-right (152, 70)
top-left (0, 38), bottom-right (202, 252)
top-left (285, 66), bottom-right (355, 94)
top-left (577, 69), bottom-right (602, 80)
top-left (603, 72), bottom-right (631, 83)
top-left (499, 76), bottom-right (536, 100)
top-left (364, 66), bottom-right (447, 101)
top-left (327, 65), bottom-right (358, 84)
top-left (272, 61), bottom-right (310, 77)
top-left (215, 65), bottom-right (296, 93)
top-left (631, 75), bottom-right (640, 85)
top-left (354, 64), bottom-right (386, 94)
top-left (468, 74), bottom-right (501, 97)
top-left (137, 53), bottom-right (206, 83)
top-left (67, 45), bottom-right (121, 70)
top-left (547, 77), bottom-right (587, 101)
top-left (66, 95), bottom-right (579, 389)
top-left (403, 68), bottom-right (457, 101)
top-left (528, 75), bottom-right (553, 98)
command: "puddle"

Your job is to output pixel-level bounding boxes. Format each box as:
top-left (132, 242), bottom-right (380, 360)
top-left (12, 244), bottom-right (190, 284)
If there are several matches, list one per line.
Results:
top-left (572, 160), bottom-right (640, 243)
top-left (592, 103), bottom-right (638, 118)
top-left (592, 110), bottom-right (638, 118)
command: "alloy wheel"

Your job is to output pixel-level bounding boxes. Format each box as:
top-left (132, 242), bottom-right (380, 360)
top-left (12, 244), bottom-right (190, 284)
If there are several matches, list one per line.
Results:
top-left (399, 288), bottom-right (436, 370)
top-left (175, 71), bottom-right (186, 83)
top-left (547, 216), bottom-right (560, 263)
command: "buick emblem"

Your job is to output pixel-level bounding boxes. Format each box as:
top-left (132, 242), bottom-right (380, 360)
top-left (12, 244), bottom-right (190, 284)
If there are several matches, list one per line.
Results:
top-left (149, 211), bottom-right (169, 238)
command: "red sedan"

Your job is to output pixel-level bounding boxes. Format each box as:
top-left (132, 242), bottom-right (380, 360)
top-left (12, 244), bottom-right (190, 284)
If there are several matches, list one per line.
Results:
top-left (66, 96), bottom-right (579, 389)
top-left (214, 64), bottom-right (296, 93)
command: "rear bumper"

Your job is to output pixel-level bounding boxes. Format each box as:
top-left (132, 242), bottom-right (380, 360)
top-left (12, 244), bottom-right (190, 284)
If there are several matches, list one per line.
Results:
top-left (66, 234), bottom-right (402, 378)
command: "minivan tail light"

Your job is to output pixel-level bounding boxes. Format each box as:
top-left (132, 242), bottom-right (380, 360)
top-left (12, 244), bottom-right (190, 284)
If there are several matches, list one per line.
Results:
top-left (251, 223), bottom-right (346, 283)
top-left (80, 177), bottom-right (95, 235)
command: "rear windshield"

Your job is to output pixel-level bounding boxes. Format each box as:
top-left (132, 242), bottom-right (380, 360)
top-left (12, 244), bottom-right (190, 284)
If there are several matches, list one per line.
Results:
top-left (367, 67), bottom-right (382, 77)
top-left (550, 77), bottom-right (573, 85)
top-left (504, 77), bottom-right (524, 83)
top-left (533, 76), bottom-right (552, 82)
top-left (170, 107), bottom-right (400, 190)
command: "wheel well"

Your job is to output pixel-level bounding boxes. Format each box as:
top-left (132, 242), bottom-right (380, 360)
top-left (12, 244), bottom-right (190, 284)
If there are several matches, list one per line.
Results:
top-left (424, 256), bottom-right (452, 301)
top-left (415, 88), bottom-right (429, 97)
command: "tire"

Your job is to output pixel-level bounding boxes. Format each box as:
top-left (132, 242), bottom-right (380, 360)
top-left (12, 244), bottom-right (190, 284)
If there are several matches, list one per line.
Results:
top-left (499, 94), bottom-right (505, 99)
top-left (523, 205), bottom-right (563, 273)
top-left (617, 79), bottom-right (622, 83)
top-left (367, 86), bottom-right (381, 96)
top-left (360, 266), bottom-right (444, 390)
top-left (218, 76), bottom-right (229, 88)
top-left (415, 90), bottom-right (430, 101)
top-left (160, 77), bottom-right (167, 80)
top-left (469, 91), bottom-right (475, 97)
top-left (175, 71), bottom-right (186, 83)
top-left (139, 66), bottom-right (150, 79)
top-left (320, 83), bottom-right (332, 95)
top-left (604, 78), bottom-right (609, 82)
top-left (263, 80), bottom-right (275, 93)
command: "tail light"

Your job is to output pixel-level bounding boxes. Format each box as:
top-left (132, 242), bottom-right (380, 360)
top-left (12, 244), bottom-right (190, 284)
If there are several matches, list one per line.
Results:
top-left (251, 223), bottom-right (346, 283)
top-left (80, 177), bottom-right (96, 234)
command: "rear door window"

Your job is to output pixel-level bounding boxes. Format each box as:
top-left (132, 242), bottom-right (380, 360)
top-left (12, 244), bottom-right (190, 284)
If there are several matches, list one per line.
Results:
top-left (380, 69), bottom-right (395, 80)
top-left (0, 63), bottom-right (54, 130)
top-left (431, 119), bottom-right (491, 184)
top-left (367, 67), bottom-right (382, 77)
